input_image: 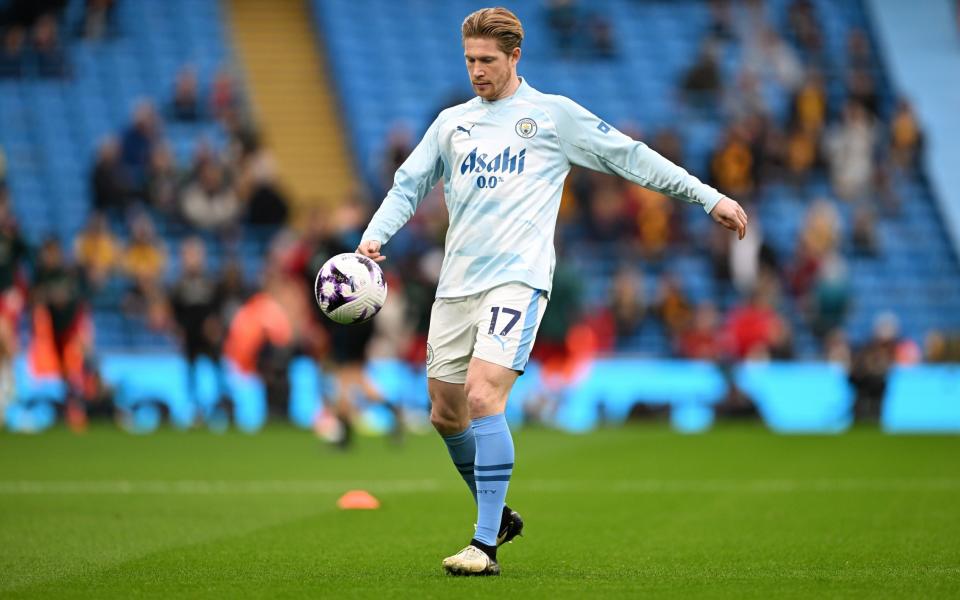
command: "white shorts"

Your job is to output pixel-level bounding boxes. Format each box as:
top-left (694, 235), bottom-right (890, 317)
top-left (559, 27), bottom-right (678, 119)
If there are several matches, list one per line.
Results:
top-left (426, 282), bottom-right (548, 384)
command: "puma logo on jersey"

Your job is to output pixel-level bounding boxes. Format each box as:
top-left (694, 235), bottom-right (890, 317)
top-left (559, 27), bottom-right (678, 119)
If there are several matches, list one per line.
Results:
top-left (456, 124), bottom-right (476, 136)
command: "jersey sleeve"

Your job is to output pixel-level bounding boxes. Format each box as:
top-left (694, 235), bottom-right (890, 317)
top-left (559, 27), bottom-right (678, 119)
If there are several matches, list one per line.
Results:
top-left (361, 116), bottom-right (445, 245)
top-left (546, 96), bottom-right (724, 214)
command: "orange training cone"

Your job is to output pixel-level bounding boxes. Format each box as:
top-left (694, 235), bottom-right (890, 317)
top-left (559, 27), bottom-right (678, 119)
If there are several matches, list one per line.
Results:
top-left (337, 490), bottom-right (380, 510)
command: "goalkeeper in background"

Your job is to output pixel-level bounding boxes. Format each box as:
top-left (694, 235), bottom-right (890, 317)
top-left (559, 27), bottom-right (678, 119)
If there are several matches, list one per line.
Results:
top-left (357, 6), bottom-right (748, 576)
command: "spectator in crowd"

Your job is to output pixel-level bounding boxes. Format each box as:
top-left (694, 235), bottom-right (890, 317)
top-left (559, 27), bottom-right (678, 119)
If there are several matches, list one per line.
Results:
top-left (0, 26), bottom-right (26, 78)
top-left (723, 70), bottom-right (768, 122)
top-left (654, 275), bottom-right (693, 342)
top-left (624, 183), bottom-right (674, 260)
top-left (848, 313), bottom-right (911, 421)
top-left (217, 258), bottom-right (249, 328)
top-left (707, 0), bottom-right (736, 42)
top-left (397, 250), bottom-right (441, 365)
top-left (789, 199), bottom-right (840, 298)
top-left (168, 237), bottom-right (225, 415)
top-left (78, 0), bottom-right (117, 41)
top-left (324, 287), bottom-right (402, 448)
top-left (91, 136), bottom-right (133, 215)
top-left (366, 270), bottom-right (413, 361)
top-left (532, 257), bottom-right (582, 365)
top-left (120, 102), bottom-right (162, 192)
top-left (30, 238), bottom-right (92, 431)
top-left (0, 192), bottom-right (29, 419)
top-left (786, 0), bottom-right (824, 62)
top-left (846, 28), bottom-right (873, 71)
top-left (823, 328), bottom-right (852, 368)
top-left (285, 208), bottom-right (340, 360)
top-left (809, 252), bottom-right (850, 339)
top-left (677, 302), bottom-right (724, 360)
top-left (783, 123), bottom-right (818, 188)
top-left (741, 24), bottom-right (803, 95)
top-left (603, 268), bottom-right (647, 350)
top-left (237, 147), bottom-right (289, 228)
top-left (180, 153), bottom-right (240, 232)
top-left (650, 128), bottom-right (685, 167)
top-left (824, 101), bottom-right (877, 200)
top-left (710, 124), bottom-right (755, 200)
top-left (924, 330), bottom-right (960, 363)
top-left (73, 211), bottom-right (119, 289)
top-left (544, 0), bottom-right (580, 55)
top-left (381, 123), bottom-right (413, 196)
top-left (889, 99), bottom-right (923, 171)
top-left (32, 13), bottom-right (68, 77)
top-left (146, 142), bottom-right (180, 216)
top-left (725, 276), bottom-right (790, 360)
top-left (1, 0), bottom-right (68, 29)
top-left (210, 68), bottom-right (238, 122)
top-left (851, 205), bottom-right (879, 256)
top-left (728, 218), bottom-right (772, 296)
top-left (681, 41), bottom-right (722, 109)
top-left (120, 213), bottom-right (167, 323)
top-left (586, 13), bottom-right (616, 59)
top-left (789, 70), bottom-right (827, 135)
top-left (170, 65), bottom-right (201, 122)
top-left (222, 267), bottom-right (296, 418)
top-left (583, 181), bottom-right (631, 244)
top-left (846, 68), bottom-right (879, 117)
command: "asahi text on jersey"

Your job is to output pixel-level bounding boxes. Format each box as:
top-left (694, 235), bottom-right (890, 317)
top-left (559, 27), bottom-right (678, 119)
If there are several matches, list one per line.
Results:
top-left (460, 146), bottom-right (526, 177)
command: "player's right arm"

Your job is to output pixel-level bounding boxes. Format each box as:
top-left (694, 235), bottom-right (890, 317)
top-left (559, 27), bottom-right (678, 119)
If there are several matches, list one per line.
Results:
top-left (358, 117), bottom-right (445, 262)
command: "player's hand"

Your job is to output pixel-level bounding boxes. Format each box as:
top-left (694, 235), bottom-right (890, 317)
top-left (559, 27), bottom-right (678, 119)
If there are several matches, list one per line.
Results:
top-left (356, 240), bottom-right (386, 263)
top-left (710, 197), bottom-right (749, 240)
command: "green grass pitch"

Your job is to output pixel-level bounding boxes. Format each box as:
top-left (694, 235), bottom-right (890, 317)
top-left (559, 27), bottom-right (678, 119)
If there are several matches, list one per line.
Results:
top-left (1, 424), bottom-right (958, 598)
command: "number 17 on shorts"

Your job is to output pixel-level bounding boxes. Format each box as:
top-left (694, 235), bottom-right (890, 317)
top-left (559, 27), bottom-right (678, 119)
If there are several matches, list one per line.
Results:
top-left (426, 282), bottom-right (548, 382)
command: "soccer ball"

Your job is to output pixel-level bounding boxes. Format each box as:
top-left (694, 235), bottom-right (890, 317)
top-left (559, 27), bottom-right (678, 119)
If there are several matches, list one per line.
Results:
top-left (315, 253), bottom-right (388, 325)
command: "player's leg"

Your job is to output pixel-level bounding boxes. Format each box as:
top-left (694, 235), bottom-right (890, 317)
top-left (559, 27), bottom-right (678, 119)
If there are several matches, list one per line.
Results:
top-left (425, 296), bottom-right (478, 500)
top-left (359, 372), bottom-right (403, 443)
top-left (466, 357), bottom-right (518, 544)
top-left (443, 284), bottom-right (546, 576)
top-left (428, 377), bottom-right (475, 497)
top-left (441, 360), bottom-right (519, 576)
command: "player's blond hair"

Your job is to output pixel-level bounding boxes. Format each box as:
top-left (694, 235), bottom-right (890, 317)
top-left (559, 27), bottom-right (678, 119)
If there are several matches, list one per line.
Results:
top-left (461, 7), bottom-right (524, 55)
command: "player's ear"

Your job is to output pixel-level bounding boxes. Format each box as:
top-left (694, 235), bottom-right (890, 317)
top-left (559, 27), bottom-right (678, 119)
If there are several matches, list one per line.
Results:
top-left (511, 46), bottom-right (521, 65)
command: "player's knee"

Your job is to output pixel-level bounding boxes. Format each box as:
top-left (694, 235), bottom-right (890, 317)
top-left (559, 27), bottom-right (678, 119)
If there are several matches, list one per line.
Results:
top-left (429, 404), bottom-right (464, 435)
top-left (428, 388), bottom-right (466, 434)
top-left (465, 379), bottom-right (501, 418)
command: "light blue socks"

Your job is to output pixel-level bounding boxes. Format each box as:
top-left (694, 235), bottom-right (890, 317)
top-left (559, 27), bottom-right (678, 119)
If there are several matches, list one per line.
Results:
top-left (471, 413), bottom-right (514, 546)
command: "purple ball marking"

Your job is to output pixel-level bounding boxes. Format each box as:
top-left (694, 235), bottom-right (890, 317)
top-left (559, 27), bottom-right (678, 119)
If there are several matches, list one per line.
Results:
top-left (317, 262), bottom-right (357, 313)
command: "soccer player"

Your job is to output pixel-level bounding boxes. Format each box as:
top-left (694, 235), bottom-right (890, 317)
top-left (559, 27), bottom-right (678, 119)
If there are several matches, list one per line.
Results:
top-left (357, 7), bottom-right (748, 576)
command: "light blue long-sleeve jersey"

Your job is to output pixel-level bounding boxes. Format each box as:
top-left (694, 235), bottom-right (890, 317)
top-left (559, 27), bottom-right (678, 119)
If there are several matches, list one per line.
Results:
top-left (361, 78), bottom-right (725, 299)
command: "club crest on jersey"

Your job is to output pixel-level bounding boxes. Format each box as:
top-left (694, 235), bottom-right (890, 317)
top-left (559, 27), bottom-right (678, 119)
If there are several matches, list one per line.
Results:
top-left (515, 118), bottom-right (537, 138)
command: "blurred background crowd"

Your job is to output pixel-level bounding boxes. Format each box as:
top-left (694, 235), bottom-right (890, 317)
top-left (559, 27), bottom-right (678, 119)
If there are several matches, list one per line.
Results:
top-left (0, 0), bottom-right (958, 431)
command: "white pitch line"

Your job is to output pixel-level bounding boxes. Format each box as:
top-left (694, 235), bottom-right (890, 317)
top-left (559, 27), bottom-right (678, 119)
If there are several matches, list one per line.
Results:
top-left (0, 480), bottom-right (442, 495)
top-left (0, 479), bottom-right (958, 495)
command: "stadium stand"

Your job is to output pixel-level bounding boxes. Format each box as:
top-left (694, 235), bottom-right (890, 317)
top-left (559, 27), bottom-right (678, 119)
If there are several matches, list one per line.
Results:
top-left (1, 0), bottom-right (958, 434)
top-left (0, 0), bottom-right (251, 351)
top-left (311, 0), bottom-right (960, 359)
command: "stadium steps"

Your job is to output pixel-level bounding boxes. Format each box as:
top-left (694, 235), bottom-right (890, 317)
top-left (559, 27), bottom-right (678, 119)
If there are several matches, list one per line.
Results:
top-left (225, 0), bottom-right (356, 221)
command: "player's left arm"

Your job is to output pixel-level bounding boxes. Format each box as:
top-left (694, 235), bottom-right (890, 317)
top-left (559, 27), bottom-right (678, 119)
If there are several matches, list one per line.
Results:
top-left (546, 96), bottom-right (747, 239)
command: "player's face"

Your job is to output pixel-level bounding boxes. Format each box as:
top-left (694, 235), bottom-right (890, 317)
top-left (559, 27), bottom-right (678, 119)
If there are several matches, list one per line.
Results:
top-left (464, 37), bottom-right (520, 101)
